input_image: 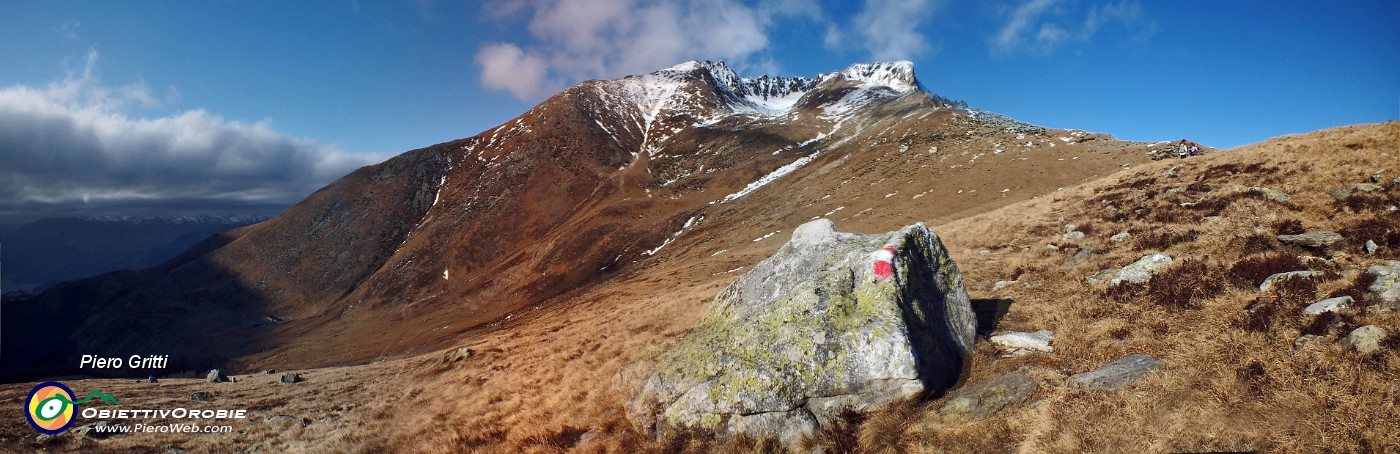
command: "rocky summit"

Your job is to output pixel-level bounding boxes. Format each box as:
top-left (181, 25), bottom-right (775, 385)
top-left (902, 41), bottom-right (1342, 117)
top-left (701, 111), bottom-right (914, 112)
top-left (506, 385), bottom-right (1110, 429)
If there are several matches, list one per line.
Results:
top-left (618, 219), bottom-right (975, 445)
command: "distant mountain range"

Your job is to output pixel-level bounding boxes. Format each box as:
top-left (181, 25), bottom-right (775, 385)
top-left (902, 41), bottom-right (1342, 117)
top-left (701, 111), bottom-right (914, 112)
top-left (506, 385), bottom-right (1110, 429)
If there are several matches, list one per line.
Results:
top-left (1, 215), bottom-right (267, 292)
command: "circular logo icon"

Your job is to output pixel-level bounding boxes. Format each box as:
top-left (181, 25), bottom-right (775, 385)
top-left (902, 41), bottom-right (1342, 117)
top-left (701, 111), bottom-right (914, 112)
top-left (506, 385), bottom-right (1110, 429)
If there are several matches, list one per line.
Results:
top-left (25, 382), bottom-right (76, 434)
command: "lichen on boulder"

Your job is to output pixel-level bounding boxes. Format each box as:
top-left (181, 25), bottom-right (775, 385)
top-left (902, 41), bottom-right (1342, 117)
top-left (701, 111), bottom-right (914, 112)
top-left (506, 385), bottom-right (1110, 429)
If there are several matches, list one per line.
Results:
top-left (617, 219), bottom-right (976, 444)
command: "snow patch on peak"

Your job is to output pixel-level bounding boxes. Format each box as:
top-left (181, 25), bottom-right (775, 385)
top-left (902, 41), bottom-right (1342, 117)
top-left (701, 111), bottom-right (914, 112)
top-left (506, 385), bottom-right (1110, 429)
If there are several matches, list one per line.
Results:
top-left (831, 61), bottom-right (921, 93)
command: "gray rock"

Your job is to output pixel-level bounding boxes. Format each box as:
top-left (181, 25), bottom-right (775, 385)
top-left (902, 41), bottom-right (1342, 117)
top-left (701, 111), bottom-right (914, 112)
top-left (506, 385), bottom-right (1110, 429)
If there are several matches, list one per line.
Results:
top-left (1072, 247), bottom-right (1096, 263)
top-left (1244, 186), bottom-right (1289, 202)
top-left (1069, 354), bottom-right (1163, 391)
top-left (206, 369), bottom-right (227, 383)
top-left (989, 330), bottom-right (1054, 355)
top-left (1366, 240), bottom-right (1380, 255)
top-left (163, 446), bottom-right (186, 454)
top-left (940, 372), bottom-right (1038, 419)
top-left (578, 429), bottom-right (599, 444)
top-left (1109, 231), bottom-right (1130, 243)
top-left (266, 415), bottom-right (310, 426)
top-left (1259, 271), bottom-right (1324, 292)
top-left (1293, 334), bottom-right (1324, 350)
top-left (1329, 188), bottom-right (1352, 200)
top-left (1111, 253), bottom-right (1173, 286)
top-left (1086, 269), bottom-right (1116, 286)
top-left (1341, 325), bottom-right (1387, 354)
top-left (1354, 183), bottom-right (1384, 193)
top-left (1277, 231), bottom-right (1343, 249)
top-left (147, 376), bottom-right (158, 383)
top-left (1062, 231), bottom-right (1086, 241)
top-left (1392, 175), bottom-right (1400, 188)
top-left (1365, 261), bottom-right (1400, 309)
top-left (992, 280), bottom-right (1016, 291)
top-left (279, 373), bottom-right (302, 384)
top-left (72, 421), bottom-right (116, 439)
top-left (618, 219), bottom-right (975, 444)
top-left (189, 392), bottom-right (213, 402)
top-left (437, 347), bottom-right (474, 365)
top-left (1304, 296), bottom-right (1353, 315)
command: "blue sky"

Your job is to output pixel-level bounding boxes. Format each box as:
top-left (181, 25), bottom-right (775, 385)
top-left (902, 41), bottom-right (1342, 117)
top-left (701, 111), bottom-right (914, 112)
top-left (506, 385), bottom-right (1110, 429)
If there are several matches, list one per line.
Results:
top-left (0, 1), bottom-right (1397, 223)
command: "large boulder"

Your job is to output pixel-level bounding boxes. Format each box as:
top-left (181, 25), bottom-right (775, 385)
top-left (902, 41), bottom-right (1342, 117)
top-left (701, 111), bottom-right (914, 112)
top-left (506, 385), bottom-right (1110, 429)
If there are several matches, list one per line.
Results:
top-left (618, 219), bottom-right (976, 444)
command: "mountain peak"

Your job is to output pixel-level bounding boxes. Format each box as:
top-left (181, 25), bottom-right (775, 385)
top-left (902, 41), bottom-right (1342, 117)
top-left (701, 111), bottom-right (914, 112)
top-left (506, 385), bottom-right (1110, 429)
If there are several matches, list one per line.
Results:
top-left (633, 60), bottom-right (936, 118)
top-left (834, 61), bottom-right (921, 93)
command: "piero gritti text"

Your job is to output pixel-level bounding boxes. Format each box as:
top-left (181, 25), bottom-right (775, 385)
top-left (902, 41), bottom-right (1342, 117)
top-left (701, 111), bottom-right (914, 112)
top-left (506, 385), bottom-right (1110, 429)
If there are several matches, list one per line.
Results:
top-left (80, 354), bottom-right (170, 369)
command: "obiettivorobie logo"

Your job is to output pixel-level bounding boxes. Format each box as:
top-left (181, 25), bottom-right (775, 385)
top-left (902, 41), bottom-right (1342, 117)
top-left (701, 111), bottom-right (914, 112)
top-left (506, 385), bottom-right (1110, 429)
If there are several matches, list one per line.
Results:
top-left (24, 382), bottom-right (121, 434)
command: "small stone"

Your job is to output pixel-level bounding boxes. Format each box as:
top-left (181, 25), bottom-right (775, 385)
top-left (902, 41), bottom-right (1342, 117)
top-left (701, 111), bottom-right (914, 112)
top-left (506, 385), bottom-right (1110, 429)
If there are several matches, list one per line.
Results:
top-left (1354, 183), bottom-right (1383, 193)
top-left (1259, 271), bottom-right (1324, 292)
top-left (1111, 253), bottom-right (1173, 286)
top-left (147, 376), bottom-right (158, 384)
top-left (992, 280), bottom-right (1016, 291)
top-left (1277, 231), bottom-right (1343, 249)
top-left (1366, 240), bottom-right (1379, 255)
top-left (437, 347), bottom-right (475, 365)
top-left (1391, 175), bottom-right (1400, 188)
top-left (940, 372), bottom-right (1038, 419)
top-left (1329, 188), bottom-right (1353, 200)
top-left (578, 430), bottom-right (599, 444)
top-left (1062, 231), bottom-right (1086, 241)
top-left (990, 330), bottom-right (1054, 355)
top-left (1293, 334), bottom-right (1323, 350)
top-left (1372, 171), bottom-right (1386, 183)
top-left (72, 421), bottom-right (116, 439)
top-left (1086, 269), bottom-right (1117, 286)
top-left (1069, 354), bottom-right (1163, 391)
top-left (206, 369), bottom-right (227, 383)
top-left (189, 392), bottom-right (213, 402)
top-left (1072, 247), bottom-right (1095, 263)
top-left (1109, 231), bottom-right (1130, 243)
top-left (1304, 296), bottom-right (1353, 315)
top-left (266, 415), bottom-right (311, 426)
top-left (1046, 244), bottom-right (1059, 250)
top-left (1244, 186), bottom-right (1289, 202)
top-left (264, 369), bottom-right (277, 374)
top-left (1364, 261), bottom-right (1400, 309)
top-left (1341, 325), bottom-right (1387, 354)
top-left (280, 373), bottom-right (303, 384)
top-left (164, 446), bottom-right (186, 454)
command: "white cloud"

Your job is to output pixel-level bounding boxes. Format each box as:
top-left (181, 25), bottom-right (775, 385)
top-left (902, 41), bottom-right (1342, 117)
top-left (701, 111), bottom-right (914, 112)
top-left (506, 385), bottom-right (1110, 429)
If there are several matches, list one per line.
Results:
top-left (851, 0), bottom-right (937, 61)
top-left (476, 0), bottom-right (815, 100)
top-left (0, 51), bottom-right (385, 223)
top-left (992, 0), bottom-right (1153, 56)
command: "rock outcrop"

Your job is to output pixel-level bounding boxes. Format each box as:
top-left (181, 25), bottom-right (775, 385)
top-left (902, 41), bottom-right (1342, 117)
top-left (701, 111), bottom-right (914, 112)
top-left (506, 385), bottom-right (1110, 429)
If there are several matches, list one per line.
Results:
top-left (1277, 231), bottom-right (1343, 249)
top-left (1069, 354), bottom-right (1163, 391)
top-left (618, 219), bottom-right (975, 444)
top-left (1365, 261), bottom-right (1400, 309)
top-left (939, 371), bottom-right (1037, 419)
top-left (1111, 254), bottom-right (1173, 286)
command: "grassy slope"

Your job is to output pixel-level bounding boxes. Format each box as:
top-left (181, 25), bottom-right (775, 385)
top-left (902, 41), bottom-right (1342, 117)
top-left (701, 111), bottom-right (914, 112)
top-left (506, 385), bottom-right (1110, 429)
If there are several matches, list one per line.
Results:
top-left (2, 122), bottom-right (1396, 453)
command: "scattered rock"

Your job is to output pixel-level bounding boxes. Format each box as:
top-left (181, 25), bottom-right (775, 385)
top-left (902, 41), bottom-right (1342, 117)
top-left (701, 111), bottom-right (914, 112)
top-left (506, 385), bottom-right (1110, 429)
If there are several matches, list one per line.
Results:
top-left (437, 347), bottom-right (475, 365)
top-left (1069, 354), bottom-right (1163, 391)
top-left (1392, 175), bottom-right (1400, 188)
top-left (578, 430), bottom-right (599, 444)
top-left (1062, 231), bottom-right (1086, 241)
top-left (147, 376), bottom-right (158, 384)
top-left (206, 369), bottom-right (227, 383)
top-left (1162, 165), bottom-right (1184, 178)
top-left (189, 392), bottom-right (213, 402)
top-left (1086, 269), bottom-right (1117, 286)
top-left (1109, 231), bottom-right (1130, 243)
top-left (280, 373), bottom-right (303, 384)
top-left (989, 330), bottom-right (1054, 356)
top-left (1072, 247), bottom-right (1095, 263)
top-left (1165, 187), bottom-right (1185, 195)
top-left (939, 372), bottom-right (1038, 419)
top-left (1329, 188), bottom-right (1353, 200)
top-left (1341, 325), bottom-right (1387, 354)
top-left (1293, 334), bottom-right (1324, 350)
top-left (1366, 240), bottom-right (1379, 255)
top-left (992, 280), bottom-right (1016, 291)
top-left (1046, 243), bottom-right (1059, 250)
top-left (1304, 296), bottom-right (1352, 315)
top-left (72, 421), bottom-right (116, 439)
top-left (1365, 261), bottom-right (1400, 309)
top-left (1373, 171), bottom-right (1386, 183)
top-left (1354, 183), bottom-right (1384, 193)
top-left (1277, 231), bottom-right (1343, 249)
top-left (1259, 271), bottom-right (1324, 292)
top-left (264, 369), bottom-right (277, 374)
top-left (1111, 253), bottom-right (1173, 286)
top-left (1244, 186), bottom-right (1289, 202)
top-left (163, 446), bottom-right (186, 454)
top-left (618, 219), bottom-right (976, 444)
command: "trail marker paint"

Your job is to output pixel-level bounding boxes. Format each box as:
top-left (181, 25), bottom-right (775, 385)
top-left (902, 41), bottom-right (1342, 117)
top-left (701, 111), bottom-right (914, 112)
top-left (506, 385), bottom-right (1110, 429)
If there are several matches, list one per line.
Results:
top-left (873, 246), bottom-right (897, 281)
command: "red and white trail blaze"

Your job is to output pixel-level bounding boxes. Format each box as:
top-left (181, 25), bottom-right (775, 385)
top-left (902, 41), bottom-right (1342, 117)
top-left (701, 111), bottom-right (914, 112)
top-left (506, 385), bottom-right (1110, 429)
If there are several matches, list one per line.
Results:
top-left (872, 246), bottom-right (897, 282)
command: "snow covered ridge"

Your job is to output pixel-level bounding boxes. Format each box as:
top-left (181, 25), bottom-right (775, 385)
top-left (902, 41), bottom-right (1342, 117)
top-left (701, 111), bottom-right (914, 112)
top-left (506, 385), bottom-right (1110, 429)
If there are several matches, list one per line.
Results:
top-left (627, 59), bottom-right (939, 117)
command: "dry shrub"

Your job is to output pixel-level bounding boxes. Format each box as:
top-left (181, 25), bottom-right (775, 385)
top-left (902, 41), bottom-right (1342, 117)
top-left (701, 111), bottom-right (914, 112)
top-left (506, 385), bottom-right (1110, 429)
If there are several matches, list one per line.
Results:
top-left (519, 426), bottom-right (590, 451)
top-left (1330, 272), bottom-right (1379, 302)
top-left (1235, 297), bottom-right (1282, 333)
top-left (1339, 217), bottom-right (1400, 256)
top-left (813, 408), bottom-right (865, 454)
top-left (1104, 258), bottom-right (1223, 309)
top-left (1234, 275), bottom-right (1320, 333)
top-left (1185, 181), bottom-right (1213, 194)
top-left (1300, 311), bottom-right (1359, 337)
top-left (1272, 219), bottom-right (1306, 235)
top-left (1232, 232), bottom-right (1280, 256)
top-left (1235, 360), bottom-right (1270, 398)
top-left (1336, 193), bottom-right (1400, 213)
top-left (1227, 254), bottom-right (1305, 289)
top-left (1132, 229), bottom-right (1200, 252)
